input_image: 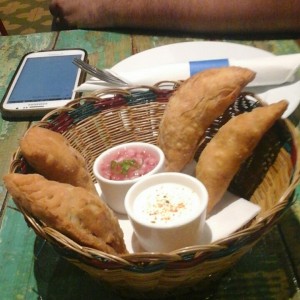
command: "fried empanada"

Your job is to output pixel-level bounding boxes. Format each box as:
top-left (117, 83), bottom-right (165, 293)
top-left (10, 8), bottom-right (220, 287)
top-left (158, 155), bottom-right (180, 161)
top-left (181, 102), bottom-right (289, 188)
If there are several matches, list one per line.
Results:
top-left (20, 126), bottom-right (97, 194)
top-left (158, 66), bottom-right (256, 172)
top-left (3, 173), bottom-right (127, 255)
top-left (195, 100), bottom-right (288, 213)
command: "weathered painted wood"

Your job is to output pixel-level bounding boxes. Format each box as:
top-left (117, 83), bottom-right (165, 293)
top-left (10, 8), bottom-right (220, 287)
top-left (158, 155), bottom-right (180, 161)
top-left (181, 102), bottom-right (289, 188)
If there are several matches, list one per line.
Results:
top-left (279, 195), bottom-right (300, 290)
top-left (131, 34), bottom-right (203, 54)
top-left (55, 30), bottom-right (133, 68)
top-left (0, 205), bottom-right (37, 299)
top-left (230, 39), bottom-right (300, 55)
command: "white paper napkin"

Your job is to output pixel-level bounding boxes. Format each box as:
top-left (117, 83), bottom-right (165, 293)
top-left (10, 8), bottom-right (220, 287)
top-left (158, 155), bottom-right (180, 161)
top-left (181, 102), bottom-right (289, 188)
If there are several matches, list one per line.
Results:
top-left (75, 53), bottom-right (300, 92)
top-left (199, 192), bottom-right (261, 244)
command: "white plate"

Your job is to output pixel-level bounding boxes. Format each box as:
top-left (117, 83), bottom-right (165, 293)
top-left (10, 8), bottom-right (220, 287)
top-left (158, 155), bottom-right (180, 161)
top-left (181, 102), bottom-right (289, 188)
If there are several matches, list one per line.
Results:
top-left (112, 41), bottom-right (299, 118)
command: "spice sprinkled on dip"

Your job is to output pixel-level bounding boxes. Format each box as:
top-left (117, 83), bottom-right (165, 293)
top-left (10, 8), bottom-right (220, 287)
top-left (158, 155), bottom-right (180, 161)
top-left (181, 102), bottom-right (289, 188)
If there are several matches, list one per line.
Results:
top-left (99, 147), bottom-right (159, 180)
top-left (133, 183), bottom-right (199, 226)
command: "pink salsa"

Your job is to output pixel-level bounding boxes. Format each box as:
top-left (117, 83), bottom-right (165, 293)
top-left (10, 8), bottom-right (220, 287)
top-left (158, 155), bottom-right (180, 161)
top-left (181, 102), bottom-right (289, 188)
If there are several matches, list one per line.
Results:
top-left (99, 146), bottom-right (159, 180)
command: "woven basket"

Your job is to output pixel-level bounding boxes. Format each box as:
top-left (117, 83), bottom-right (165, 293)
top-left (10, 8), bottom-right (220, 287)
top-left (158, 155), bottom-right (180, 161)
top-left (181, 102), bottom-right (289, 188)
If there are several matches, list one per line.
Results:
top-left (9, 82), bottom-right (300, 299)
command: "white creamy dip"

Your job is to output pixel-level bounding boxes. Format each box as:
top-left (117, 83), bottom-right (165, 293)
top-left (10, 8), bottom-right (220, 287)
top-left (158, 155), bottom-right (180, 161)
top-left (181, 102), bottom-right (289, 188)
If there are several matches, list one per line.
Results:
top-left (133, 183), bottom-right (200, 226)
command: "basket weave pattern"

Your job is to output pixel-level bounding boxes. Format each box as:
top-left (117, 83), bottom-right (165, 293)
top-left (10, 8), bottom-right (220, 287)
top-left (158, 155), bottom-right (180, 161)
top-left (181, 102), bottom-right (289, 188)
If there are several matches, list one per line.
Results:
top-left (10, 84), bottom-right (300, 298)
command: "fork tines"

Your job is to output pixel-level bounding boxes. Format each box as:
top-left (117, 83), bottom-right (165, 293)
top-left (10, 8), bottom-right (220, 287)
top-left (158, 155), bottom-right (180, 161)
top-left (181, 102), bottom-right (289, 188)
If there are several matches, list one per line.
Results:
top-left (73, 58), bottom-right (129, 86)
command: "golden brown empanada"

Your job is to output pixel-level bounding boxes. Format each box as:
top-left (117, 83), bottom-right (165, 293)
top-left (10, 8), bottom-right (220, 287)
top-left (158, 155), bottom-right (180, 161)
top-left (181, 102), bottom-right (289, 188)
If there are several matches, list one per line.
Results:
top-left (3, 173), bottom-right (127, 255)
top-left (20, 126), bottom-right (96, 194)
top-left (158, 66), bottom-right (256, 172)
top-left (196, 100), bottom-right (288, 213)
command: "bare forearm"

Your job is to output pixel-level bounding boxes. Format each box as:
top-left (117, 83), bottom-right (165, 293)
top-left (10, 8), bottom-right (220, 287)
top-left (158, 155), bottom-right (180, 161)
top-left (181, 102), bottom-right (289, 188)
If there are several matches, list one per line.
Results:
top-left (107, 0), bottom-right (300, 32)
top-left (50, 0), bottom-right (300, 33)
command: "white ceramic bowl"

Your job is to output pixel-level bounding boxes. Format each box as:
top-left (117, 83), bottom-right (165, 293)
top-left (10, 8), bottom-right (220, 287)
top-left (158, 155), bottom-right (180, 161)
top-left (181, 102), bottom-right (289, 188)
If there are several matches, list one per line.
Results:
top-left (125, 172), bottom-right (208, 252)
top-left (93, 142), bottom-right (165, 214)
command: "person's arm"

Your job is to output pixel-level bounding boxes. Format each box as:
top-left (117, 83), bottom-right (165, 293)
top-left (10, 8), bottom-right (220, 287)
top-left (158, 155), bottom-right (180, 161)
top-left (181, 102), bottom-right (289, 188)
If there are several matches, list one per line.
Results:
top-left (49, 0), bottom-right (300, 34)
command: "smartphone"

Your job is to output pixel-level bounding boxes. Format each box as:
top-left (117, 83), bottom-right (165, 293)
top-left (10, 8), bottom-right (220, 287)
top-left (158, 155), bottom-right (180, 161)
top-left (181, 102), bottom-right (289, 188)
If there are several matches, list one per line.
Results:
top-left (0, 48), bottom-right (87, 121)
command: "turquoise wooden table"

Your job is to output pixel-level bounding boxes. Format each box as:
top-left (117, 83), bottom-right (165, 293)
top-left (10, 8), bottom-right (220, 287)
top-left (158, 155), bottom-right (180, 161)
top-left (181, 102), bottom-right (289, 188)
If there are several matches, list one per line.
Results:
top-left (0, 30), bottom-right (300, 300)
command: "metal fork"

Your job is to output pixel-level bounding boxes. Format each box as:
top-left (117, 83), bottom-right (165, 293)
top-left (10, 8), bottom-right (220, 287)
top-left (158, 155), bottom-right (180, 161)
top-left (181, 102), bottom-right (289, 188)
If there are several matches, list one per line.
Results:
top-left (73, 58), bottom-right (129, 86)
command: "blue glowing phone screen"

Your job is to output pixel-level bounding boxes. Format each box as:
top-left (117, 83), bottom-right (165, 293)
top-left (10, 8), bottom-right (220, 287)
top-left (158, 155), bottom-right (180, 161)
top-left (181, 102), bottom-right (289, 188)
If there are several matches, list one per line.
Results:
top-left (8, 55), bottom-right (81, 103)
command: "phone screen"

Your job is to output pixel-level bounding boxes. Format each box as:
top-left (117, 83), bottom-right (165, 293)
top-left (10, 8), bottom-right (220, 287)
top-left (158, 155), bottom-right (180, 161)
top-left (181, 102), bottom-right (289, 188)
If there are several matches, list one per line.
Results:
top-left (7, 54), bottom-right (82, 103)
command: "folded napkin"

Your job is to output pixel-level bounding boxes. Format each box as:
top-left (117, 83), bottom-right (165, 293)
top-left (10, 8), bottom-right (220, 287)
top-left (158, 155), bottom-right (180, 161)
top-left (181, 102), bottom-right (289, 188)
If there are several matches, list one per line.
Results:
top-left (199, 192), bottom-right (261, 244)
top-left (75, 53), bottom-right (300, 92)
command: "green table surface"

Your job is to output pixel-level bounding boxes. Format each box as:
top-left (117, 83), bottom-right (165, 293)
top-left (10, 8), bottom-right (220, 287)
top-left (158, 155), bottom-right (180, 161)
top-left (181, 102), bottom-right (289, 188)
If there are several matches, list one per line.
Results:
top-left (0, 30), bottom-right (300, 300)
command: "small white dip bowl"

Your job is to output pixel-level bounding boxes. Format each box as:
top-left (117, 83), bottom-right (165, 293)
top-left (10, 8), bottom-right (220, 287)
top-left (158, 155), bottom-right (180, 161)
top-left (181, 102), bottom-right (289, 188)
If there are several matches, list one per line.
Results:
top-left (93, 142), bottom-right (165, 214)
top-left (125, 172), bottom-right (208, 252)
